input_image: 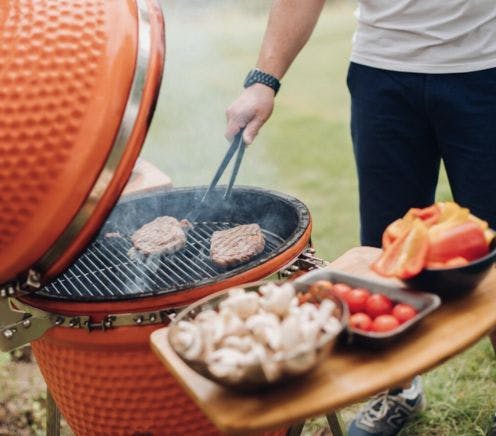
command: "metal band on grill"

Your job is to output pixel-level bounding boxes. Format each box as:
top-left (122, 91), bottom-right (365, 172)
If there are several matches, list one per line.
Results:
top-left (32, 0), bottom-right (154, 284)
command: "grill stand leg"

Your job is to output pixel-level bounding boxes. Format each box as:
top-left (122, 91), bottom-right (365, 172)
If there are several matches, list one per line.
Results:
top-left (286, 421), bottom-right (305, 436)
top-left (46, 388), bottom-right (60, 436)
top-left (327, 411), bottom-right (346, 436)
top-left (490, 329), bottom-right (496, 355)
top-left (286, 411), bottom-right (345, 436)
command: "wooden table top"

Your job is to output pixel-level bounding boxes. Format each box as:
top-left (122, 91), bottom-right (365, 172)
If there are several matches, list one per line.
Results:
top-left (150, 247), bottom-right (496, 435)
top-left (122, 158), bottom-right (173, 195)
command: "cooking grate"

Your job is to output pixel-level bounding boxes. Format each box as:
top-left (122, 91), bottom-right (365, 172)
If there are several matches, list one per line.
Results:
top-left (39, 222), bottom-right (285, 301)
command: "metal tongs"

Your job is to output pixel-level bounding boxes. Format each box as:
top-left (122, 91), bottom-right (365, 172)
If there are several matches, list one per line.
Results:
top-left (187, 129), bottom-right (246, 222)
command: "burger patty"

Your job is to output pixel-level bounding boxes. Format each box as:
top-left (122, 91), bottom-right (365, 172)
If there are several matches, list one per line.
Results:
top-left (131, 216), bottom-right (192, 256)
top-left (210, 224), bottom-right (266, 268)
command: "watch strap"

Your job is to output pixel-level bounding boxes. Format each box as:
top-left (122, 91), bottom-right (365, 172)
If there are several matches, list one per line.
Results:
top-left (244, 69), bottom-right (281, 95)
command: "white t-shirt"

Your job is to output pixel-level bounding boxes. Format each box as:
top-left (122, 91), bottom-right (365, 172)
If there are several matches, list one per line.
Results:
top-left (351, 0), bottom-right (496, 73)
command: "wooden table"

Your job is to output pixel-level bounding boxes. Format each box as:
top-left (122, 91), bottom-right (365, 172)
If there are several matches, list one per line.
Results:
top-left (150, 246), bottom-right (496, 435)
top-left (122, 158), bottom-right (173, 195)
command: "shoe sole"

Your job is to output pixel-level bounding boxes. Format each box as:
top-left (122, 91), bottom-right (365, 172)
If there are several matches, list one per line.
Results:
top-left (417, 395), bottom-right (427, 413)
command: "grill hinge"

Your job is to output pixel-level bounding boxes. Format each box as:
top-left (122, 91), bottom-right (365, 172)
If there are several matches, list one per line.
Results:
top-left (0, 297), bottom-right (182, 352)
top-left (87, 309), bottom-right (179, 331)
top-left (0, 269), bottom-right (43, 299)
top-left (279, 248), bottom-right (326, 279)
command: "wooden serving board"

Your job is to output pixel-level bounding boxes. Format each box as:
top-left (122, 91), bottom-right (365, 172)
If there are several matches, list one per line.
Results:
top-left (150, 246), bottom-right (496, 435)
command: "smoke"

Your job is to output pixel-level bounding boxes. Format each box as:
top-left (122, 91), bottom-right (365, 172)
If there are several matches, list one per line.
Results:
top-left (142, 1), bottom-right (280, 189)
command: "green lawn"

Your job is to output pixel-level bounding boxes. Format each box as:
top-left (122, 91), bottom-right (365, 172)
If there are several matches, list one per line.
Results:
top-left (143, 1), bottom-right (496, 435)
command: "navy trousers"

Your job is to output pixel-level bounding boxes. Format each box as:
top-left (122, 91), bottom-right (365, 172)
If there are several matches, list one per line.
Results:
top-left (347, 62), bottom-right (496, 247)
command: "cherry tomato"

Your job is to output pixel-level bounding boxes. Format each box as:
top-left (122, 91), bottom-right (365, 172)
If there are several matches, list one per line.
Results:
top-left (344, 288), bottom-right (371, 314)
top-left (349, 312), bottom-right (373, 331)
top-left (392, 303), bottom-right (417, 323)
top-left (308, 280), bottom-right (334, 302)
top-left (333, 283), bottom-right (352, 299)
top-left (365, 293), bottom-right (393, 319)
top-left (372, 314), bottom-right (400, 332)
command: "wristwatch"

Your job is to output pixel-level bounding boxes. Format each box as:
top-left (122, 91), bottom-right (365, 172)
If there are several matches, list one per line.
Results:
top-left (244, 68), bottom-right (281, 95)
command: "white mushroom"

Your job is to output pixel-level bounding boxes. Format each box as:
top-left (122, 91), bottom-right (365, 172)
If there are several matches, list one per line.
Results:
top-left (246, 312), bottom-right (279, 334)
top-left (218, 307), bottom-right (246, 337)
top-left (283, 343), bottom-right (318, 375)
top-left (259, 282), bottom-right (295, 316)
top-left (295, 302), bottom-right (320, 322)
top-left (177, 280), bottom-right (343, 386)
top-left (195, 309), bottom-right (218, 323)
top-left (301, 320), bottom-right (320, 345)
top-left (222, 335), bottom-right (257, 353)
top-left (220, 289), bottom-right (260, 319)
top-left (261, 359), bottom-right (282, 382)
top-left (279, 313), bottom-right (304, 351)
top-left (323, 317), bottom-right (342, 337)
top-left (206, 348), bottom-right (246, 382)
top-left (315, 299), bottom-right (337, 327)
top-left (241, 342), bottom-right (267, 367)
top-left (246, 312), bottom-right (281, 349)
top-left (192, 315), bottom-right (223, 357)
top-left (171, 321), bottom-right (203, 360)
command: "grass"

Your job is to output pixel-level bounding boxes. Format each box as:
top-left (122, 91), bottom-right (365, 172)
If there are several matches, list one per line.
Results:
top-left (1, 1), bottom-right (494, 435)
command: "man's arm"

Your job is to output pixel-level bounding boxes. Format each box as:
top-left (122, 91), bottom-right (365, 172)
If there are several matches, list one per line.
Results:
top-left (225, 0), bottom-right (326, 144)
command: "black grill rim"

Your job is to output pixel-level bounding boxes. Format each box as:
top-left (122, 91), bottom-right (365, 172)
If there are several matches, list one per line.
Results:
top-left (37, 185), bottom-right (311, 302)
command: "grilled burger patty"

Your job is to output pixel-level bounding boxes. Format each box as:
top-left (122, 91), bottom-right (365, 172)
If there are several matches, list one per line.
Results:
top-left (210, 223), bottom-right (265, 268)
top-left (131, 216), bottom-right (192, 255)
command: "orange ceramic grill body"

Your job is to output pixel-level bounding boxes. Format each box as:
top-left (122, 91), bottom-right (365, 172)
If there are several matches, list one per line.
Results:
top-left (0, 0), bottom-right (164, 286)
top-left (26, 226), bottom-right (311, 435)
top-left (23, 224), bottom-right (311, 435)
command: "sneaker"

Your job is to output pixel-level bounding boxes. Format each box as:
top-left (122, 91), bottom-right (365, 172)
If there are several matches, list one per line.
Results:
top-left (348, 376), bottom-right (426, 436)
top-left (487, 413), bottom-right (496, 436)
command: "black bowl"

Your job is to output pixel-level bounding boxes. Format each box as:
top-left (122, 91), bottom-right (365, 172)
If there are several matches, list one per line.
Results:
top-left (405, 239), bottom-right (496, 298)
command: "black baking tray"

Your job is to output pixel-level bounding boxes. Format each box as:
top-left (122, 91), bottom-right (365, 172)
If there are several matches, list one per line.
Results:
top-left (294, 268), bottom-right (441, 348)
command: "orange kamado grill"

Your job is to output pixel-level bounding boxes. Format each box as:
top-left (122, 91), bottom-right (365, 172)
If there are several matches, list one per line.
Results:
top-left (0, 1), bottom-right (317, 435)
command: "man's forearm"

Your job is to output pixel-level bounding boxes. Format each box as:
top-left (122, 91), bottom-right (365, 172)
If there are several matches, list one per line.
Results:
top-left (256, 0), bottom-right (326, 79)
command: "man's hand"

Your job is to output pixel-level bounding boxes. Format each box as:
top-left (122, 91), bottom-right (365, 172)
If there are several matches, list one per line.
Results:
top-left (225, 0), bottom-right (325, 144)
top-left (225, 84), bottom-right (275, 145)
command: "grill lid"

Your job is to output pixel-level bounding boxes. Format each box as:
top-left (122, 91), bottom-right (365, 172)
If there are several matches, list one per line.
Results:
top-left (0, 0), bottom-right (165, 290)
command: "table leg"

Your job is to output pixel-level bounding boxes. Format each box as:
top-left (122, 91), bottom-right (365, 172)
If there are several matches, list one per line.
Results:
top-left (46, 388), bottom-right (61, 436)
top-left (326, 411), bottom-right (346, 436)
top-left (490, 330), bottom-right (496, 355)
top-left (286, 422), bottom-right (305, 436)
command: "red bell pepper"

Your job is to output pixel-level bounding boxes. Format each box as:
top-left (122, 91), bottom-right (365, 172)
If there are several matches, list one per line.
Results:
top-left (382, 218), bottom-right (411, 248)
top-left (427, 221), bottom-right (489, 264)
top-left (426, 256), bottom-right (469, 269)
top-left (372, 219), bottom-right (429, 279)
top-left (382, 205), bottom-right (441, 248)
top-left (409, 204), bottom-right (441, 226)
top-left (373, 202), bottom-right (494, 280)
